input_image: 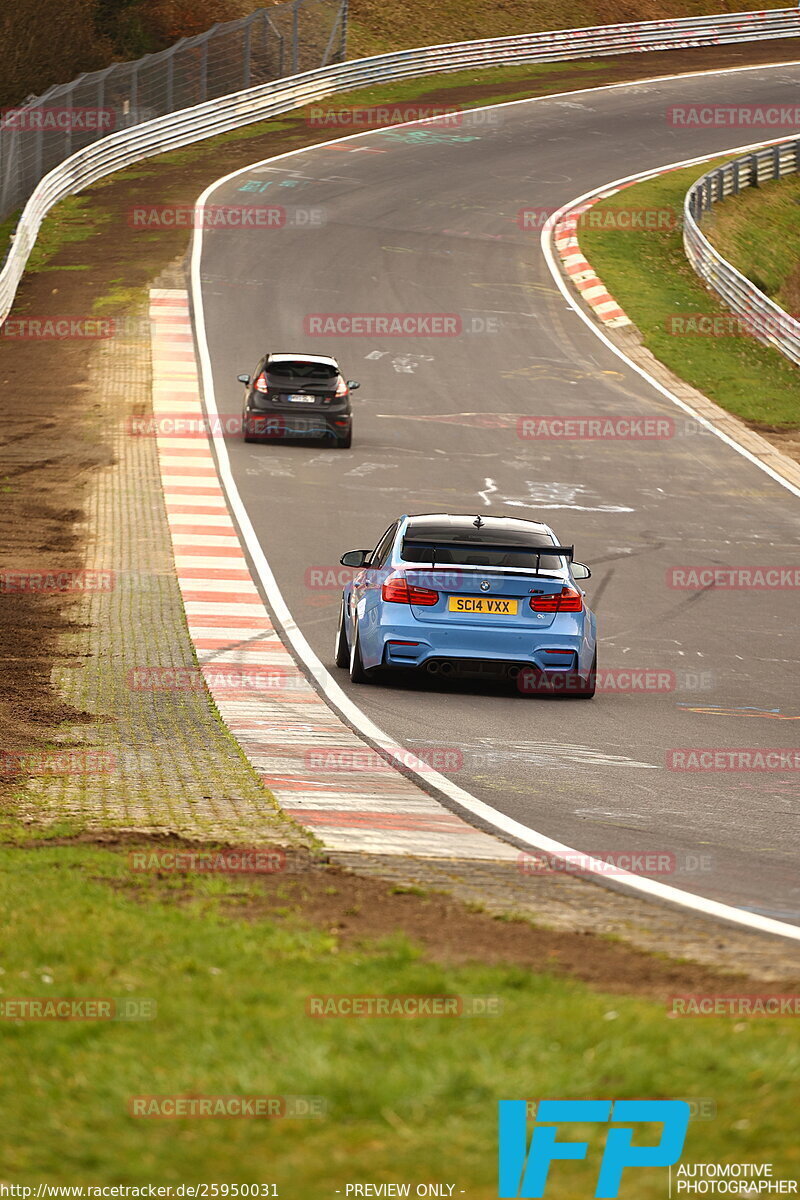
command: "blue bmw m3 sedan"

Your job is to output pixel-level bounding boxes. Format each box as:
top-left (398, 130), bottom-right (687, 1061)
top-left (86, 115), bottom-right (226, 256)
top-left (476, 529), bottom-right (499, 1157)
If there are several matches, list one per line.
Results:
top-left (334, 513), bottom-right (597, 697)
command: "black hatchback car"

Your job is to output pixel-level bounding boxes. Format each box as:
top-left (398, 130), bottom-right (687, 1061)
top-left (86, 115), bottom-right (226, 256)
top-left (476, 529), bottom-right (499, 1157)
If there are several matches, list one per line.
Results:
top-left (237, 353), bottom-right (359, 448)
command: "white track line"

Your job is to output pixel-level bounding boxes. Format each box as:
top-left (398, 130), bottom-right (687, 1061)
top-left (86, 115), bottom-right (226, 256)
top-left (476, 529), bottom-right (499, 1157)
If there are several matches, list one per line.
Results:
top-left (190, 64), bottom-right (800, 941)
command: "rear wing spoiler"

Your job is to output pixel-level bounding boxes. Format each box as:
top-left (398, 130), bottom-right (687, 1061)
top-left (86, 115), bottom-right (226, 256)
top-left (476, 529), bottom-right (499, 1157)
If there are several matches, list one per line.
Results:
top-left (401, 542), bottom-right (575, 575)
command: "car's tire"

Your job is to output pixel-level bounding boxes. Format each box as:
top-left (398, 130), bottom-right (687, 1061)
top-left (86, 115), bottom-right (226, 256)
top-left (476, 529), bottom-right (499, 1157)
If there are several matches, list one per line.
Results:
top-left (334, 600), bottom-right (350, 668)
top-left (572, 651), bottom-right (597, 699)
top-left (335, 427), bottom-right (352, 449)
top-left (349, 624), bottom-right (376, 684)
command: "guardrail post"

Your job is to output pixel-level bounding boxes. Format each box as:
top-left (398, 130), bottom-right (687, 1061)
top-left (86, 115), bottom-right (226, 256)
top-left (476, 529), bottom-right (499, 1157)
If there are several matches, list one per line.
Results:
top-left (63, 80), bottom-right (81, 161)
top-left (750, 153), bottom-right (759, 187)
top-left (773, 144), bottom-right (781, 180)
top-left (166, 51), bottom-right (174, 113)
top-left (96, 65), bottom-right (115, 143)
top-left (199, 39), bottom-right (208, 103)
top-left (704, 177), bottom-right (713, 213)
top-left (732, 159), bottom-right (739, 195)
top-left (292, 0), bottom-right (300, 74)
top-left (242, 16), bottom-right (253, 89)
top-left (130, 63), bottom-right (139, 125)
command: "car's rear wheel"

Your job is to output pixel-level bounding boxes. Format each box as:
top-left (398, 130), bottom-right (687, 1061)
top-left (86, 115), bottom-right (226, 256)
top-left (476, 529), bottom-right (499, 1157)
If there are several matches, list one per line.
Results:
top-left (334, 600), bottom-right (350, 668)
top-left (349, 624), bottom-right (377, 684)
top-left (335, 426), bottom-right (352, 449)
top-left (572, 651), bottom-right (597, 699)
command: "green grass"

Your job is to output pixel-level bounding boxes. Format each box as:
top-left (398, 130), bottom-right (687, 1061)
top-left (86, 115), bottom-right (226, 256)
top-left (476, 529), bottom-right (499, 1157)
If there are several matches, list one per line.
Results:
top-left (345, 0), bottom-right (791, 58)
top-left (1, 839), bottom-right (798, 1192)
top-left (579, 162), bottom-right (800, 430)
top-left (704, 173), bottom-right (800, 314)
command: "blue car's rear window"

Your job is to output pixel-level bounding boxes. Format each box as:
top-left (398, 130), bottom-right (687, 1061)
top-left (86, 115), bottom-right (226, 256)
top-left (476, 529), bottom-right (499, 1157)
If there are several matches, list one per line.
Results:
top-left (401, 540), bottom-right (564, 570)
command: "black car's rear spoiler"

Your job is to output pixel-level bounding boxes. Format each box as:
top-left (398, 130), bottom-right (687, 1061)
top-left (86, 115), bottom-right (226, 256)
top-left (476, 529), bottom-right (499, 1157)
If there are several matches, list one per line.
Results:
top-left (403, 542), bottom-right (575, 574)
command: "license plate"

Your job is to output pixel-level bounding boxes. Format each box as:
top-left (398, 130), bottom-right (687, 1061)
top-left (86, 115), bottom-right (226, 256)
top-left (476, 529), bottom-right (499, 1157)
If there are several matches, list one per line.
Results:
top-left (287, 393), bottom-right (316, 403)
top-left (448, 596), bottom-right (518, 615)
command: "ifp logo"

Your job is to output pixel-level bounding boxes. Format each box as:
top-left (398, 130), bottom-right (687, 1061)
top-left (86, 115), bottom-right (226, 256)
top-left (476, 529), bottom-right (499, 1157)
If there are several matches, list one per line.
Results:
top-left (498, 1100), bottom-right (690, 1197)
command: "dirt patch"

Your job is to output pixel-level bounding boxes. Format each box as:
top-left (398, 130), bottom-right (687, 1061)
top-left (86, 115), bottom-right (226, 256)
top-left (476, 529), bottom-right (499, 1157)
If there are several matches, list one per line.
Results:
top-left (1, 40), bottom-right (798, 798)
top-left (25, 832), bottom-right (799, 996)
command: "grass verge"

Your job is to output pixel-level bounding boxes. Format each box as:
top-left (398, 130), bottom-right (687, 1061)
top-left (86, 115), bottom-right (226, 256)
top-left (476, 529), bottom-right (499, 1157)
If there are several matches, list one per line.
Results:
top-left (704, 172), bottom-right (800, 314)
top-left (345, 0), bottom-right (790, 58)
top-left (579, 162), bottom-right (800, 431)
top-left (1, 837), bottom-right (799, 1191)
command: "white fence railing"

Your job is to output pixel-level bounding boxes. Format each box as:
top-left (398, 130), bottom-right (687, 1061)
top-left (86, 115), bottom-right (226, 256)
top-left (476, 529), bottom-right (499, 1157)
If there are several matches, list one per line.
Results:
top-left (3, 8), bottom-right (800, 327)
top-left (683, 138), bottom-right (800, 367)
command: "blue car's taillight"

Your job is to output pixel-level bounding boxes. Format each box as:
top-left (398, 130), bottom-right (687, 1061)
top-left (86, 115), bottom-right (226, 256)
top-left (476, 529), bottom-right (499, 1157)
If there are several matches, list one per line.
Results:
top-left (530, 587), bottom-right (583, 612)
top-left (382, 576), bottom-right (438, 606)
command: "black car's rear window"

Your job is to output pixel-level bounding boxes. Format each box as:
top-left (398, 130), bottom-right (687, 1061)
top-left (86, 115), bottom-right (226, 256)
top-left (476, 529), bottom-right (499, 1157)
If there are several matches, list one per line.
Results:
top-left (267, 360), bottom-right (338, 380)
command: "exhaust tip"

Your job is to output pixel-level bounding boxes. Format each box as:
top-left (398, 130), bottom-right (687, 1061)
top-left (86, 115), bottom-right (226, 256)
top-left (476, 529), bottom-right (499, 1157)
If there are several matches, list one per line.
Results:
top-left (507, 665), bottom-right (521, 680)
top-left (438, 661), bottom-right (454, 677)
top-left (426, 660), bottom-right (440, 675)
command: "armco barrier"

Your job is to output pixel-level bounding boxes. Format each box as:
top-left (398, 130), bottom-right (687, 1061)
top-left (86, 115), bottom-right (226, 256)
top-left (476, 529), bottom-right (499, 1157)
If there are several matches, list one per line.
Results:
top-left (2, 9), bottom-right (800, 327)
top-left (684, 138), bottom-right (800, 366)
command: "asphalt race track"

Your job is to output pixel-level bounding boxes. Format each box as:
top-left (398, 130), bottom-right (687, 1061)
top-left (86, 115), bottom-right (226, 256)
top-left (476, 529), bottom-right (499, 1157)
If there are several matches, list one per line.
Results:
top-left (195, 63), bottom-right (800, 927)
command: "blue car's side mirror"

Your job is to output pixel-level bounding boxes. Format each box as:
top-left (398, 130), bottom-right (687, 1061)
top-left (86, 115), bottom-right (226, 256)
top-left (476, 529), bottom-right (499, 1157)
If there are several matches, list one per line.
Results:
top-left (340, 550), bottom-right (370, 568)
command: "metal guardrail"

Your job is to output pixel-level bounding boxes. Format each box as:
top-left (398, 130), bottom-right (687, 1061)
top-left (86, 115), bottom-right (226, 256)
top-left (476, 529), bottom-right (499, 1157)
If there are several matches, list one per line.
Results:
top-left (0, 0), bottom-right (347, 222)
top-left (684, 138), bottom-right (800, 367)
top-left (3, 8), bottom-right (800, 327)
